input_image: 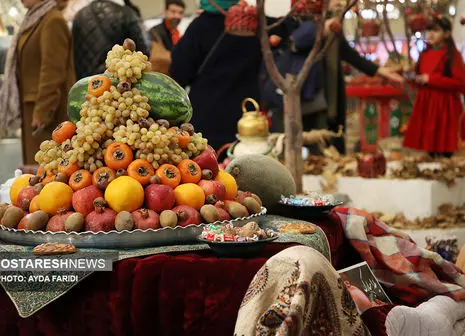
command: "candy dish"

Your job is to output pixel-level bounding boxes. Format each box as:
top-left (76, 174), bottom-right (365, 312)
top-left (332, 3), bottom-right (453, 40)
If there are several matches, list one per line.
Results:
top-left (198, 235), bottom-right (278, 258)
top-left (276, 194), bottom-right (344, 219)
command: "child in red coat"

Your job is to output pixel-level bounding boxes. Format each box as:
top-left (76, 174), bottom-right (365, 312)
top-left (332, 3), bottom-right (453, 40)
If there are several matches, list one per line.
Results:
top-left (403, 16), bottom-right (465, 157)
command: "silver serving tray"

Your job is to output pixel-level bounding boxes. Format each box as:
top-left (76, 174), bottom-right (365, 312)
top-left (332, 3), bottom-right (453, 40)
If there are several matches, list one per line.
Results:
top-left (0, 207), bottom-right (267, 249)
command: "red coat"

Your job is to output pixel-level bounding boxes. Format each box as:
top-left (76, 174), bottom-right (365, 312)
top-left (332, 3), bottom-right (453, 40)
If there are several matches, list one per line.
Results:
top-left (403, 47), bottom-right (465, 153)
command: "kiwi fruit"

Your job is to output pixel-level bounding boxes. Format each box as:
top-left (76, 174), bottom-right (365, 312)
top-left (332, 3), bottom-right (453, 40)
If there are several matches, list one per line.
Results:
top-left (149, 175), bottom-right (161, 184)
top-left (29, 175), bottom-right (41, 186)
top-left (1, 206), bottom-right (24, 228)
top-left (242, 197), bottom-right (261, 214)
top-left (200, 205), bottom-right (220, 223)
top-left (26, 211), bottom-right (49, 231)
top-left (55, 173), bottom-right (68, 183)
top-left (33, 183), bottom-right (44, 195)
top-left (225, 201), bottom-right (248, 219)
top-left (180, 123), bottom-right (195, 135)
top-left (64, 213), bottom-right (84, 232)
top-left (160, 210), bottom-right (177, 228)
top-left (156, 119), bottom-right (170, 128)
top-left (123, 38), bottom-right (136, 52)
top-left (115, 211), bottom-right (134, 231)
top-left (0, 203), bottom-right (9, 221)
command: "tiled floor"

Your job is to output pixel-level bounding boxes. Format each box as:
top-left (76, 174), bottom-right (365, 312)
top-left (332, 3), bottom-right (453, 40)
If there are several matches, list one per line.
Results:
top-left (0, 139), bottom-right (22, 184)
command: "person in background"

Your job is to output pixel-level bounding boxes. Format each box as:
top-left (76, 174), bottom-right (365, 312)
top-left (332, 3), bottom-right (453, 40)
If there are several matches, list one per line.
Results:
top-left (148, 0), bottom-right (185, 74)
top-left (72, 0), bottom-right (149, 80)
top-left (322, 0), bottom-right (404, 154)
top-left (0, 0), bottom-right (75, 165)
top-left (169, 0), bottom-right (262, 151)
top-left (403, 16), bottom-right (465, 158)
top-left (148, 0), bottom-right (185, 51)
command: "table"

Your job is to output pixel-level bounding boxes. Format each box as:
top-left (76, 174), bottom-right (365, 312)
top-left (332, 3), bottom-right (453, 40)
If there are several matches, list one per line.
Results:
top-left (0, 214), bottom-right (370, 335)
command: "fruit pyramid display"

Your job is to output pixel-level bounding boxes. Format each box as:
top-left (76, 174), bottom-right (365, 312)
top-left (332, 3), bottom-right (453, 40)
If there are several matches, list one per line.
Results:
top-left (1, 39), bottom-right (264, 233)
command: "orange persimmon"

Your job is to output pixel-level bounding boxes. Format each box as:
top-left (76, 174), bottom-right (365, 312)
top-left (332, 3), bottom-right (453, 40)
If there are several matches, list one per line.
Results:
top-left (104, 142), bottom-right (133, 170)
top-left (169, 127), bottom-right (190, 148)
top-left (58, 159), bottom-right (79, 176)
top-left (127, 159), bottom-right (155, 185)
top-left (88, 75), bottom-right (112, 97)
top-left (52, 121), bottom-right (76, 144)
top-left (41, 174), bottom-right (56, 185)
top-left (92, 167), bottom-right (116, 189)
top-left (177, 159), bottom-right (201, 184)
top-left (69, 169), bottom-right (93, 191)
top-left (155, 164), bottom-right (181, 189)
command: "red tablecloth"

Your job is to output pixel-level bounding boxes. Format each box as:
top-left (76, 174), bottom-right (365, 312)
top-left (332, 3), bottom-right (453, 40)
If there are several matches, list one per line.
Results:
top-left (346, 85), bottom-right (406, 99)
top-left (0, 215), bottom-right (388, 335)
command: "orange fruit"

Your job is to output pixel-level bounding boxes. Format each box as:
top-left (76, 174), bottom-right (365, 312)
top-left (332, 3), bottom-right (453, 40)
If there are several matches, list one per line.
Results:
top-left (29, 196), bottom-right (40, 213)
top-left (104, 176), bottom-right (144, 212)
top-left (174, 183), bottom-right (205, 210)
top-left (215, 170), bottom-right (238, 200)
top-left (10, 174), bottom-right (34, 206)
top-left (38, 182), bottom-right (73, 215)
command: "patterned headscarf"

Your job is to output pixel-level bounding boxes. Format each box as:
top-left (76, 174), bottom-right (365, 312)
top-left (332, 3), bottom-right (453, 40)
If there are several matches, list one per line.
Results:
top-left (0, 0), bottom-right (57, 131)
top-left (199, 0), bottom-right (238, 13)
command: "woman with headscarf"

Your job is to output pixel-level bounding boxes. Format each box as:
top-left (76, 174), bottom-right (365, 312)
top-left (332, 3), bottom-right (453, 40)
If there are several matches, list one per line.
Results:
top-left (0, 0), bottom-right (75, 165)
top-left (169, 0), bottom-right (262, 151)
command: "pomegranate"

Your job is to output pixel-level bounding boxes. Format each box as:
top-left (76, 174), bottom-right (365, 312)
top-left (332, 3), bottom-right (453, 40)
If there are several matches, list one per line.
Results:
top-left (85, 198), bottom-right (116, 232)
top-left (172, 205), bottom-right (202, 227)
top-left (46, 210), bottom-right (74, 232)
top-left (145, 184), bottom-right (175, 213)
top-left (234, 191), bottom-right (263, 207)
top-left (198, 180), bottom-right (226, 202)
top-left (132, 208), bottom-right (160, 230)
top-left (72, 185), bottom-right (103, 217)
top-left (16, 186), bottom-right (36, 211)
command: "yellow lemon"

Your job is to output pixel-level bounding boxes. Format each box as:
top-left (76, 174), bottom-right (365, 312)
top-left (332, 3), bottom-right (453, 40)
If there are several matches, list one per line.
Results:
top-left (215, 170), bottom-right (238, 200)
top-left (105, 176), bottom-right (144, 212)
top-left (174, 183), bottom-right (205, 210)
top-left (39, 182), bottom-right (73, 215)
top-left (10, 174), bottom-right (34, 206)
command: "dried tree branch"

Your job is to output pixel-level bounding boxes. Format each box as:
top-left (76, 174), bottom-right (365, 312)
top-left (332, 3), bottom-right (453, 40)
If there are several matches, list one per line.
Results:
top-left (257, 0), bottom-right (287, 91)
top-left (207, 0), bottom-right (227, 16)
top-left (379, 20), bottom-right (391, 56)
top-left (382, 0), bottom-right (400, 62)
top-left (266, 0), bottom-right (307, 31)
top-left (402, 12), bottom-right (412, 68)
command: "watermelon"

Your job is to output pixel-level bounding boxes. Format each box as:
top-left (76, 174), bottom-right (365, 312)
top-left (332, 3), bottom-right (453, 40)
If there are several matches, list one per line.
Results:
top-left (67, 74), bottom-right (117, 123)
top-left (134, 72), bottom-right (192, 126)
top-left (67, 72), bottom-right (192, 126)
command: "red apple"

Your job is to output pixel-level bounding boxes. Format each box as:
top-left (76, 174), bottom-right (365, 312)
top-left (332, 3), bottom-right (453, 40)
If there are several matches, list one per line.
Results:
top-left (198, 180), bottom-right (226, 202)
top-left (145, 184), bottom-right (175, 213)
top-left (193, 147), bottom-right (219, 177)
top-left (269, 34), bottom-right (281, 47)
top-left (72, 185), bottom-right (103, 217)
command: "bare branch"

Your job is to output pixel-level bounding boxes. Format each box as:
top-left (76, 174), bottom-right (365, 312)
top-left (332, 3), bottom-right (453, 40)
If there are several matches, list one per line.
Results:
top-left (295, 0), bottom-right (357, 88)
top-left (257, 0), bottom-right (287, 91)
top-left (266, 0), bottom-right (306, 31)
top-left (402, 12), bottom-right (412, 67)
top-left (382, 0), bottom-right (400, 62)
top-left (379, 21), bottom-right (391, 56)
top-left (207, 0), bottom-right (227, 16)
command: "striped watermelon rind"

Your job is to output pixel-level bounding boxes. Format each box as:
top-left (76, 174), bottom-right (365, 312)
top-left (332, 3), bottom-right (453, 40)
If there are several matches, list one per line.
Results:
top-left (67, 72), bottom-right (192, 126)
top-left (134, 72), bottom-right (192, 126)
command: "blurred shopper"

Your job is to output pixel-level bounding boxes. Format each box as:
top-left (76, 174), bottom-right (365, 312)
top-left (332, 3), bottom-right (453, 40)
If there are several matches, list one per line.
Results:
top-left (404, 16), bottom-right (465, 158)
top-left (0, 0), bottom-right (75, 165)
top-left (148, 0), bottom-right (185, 69)
top-left (72, 0), bottom-right (149, 80)
top-left (170, 0), bottom-right (261, 151)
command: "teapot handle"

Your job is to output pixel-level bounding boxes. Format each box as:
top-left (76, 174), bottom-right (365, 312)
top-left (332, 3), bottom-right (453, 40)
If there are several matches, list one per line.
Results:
top-left (242, 98), bottom-right (260, 115)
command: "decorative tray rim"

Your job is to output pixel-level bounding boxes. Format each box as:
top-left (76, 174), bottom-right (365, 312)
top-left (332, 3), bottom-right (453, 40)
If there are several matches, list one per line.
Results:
top-left (0, 207), bottom-right (267, 236)
top-left (277, 201), bottom-right (344, 208)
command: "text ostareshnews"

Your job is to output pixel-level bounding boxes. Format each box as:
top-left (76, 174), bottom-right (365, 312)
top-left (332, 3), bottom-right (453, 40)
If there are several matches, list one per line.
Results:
top-left (0, 258), bottom-right (106, 270)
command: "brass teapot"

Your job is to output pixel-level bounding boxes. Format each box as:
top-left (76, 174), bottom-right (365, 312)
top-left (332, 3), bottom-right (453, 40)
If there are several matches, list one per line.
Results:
top-left (237, 98), bottom-right (269, 138)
